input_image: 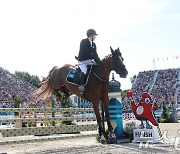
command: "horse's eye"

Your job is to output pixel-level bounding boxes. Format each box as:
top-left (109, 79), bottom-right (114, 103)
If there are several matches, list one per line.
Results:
top-left (145, 98), bottom-right (150, 104)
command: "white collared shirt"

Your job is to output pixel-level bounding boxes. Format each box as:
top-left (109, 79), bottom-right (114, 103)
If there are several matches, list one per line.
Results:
top-left (88, 38), bottom-right (93, 47)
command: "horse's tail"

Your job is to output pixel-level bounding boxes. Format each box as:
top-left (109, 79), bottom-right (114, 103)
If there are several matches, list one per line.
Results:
top-left (33, 66), bottom-right (57, 100)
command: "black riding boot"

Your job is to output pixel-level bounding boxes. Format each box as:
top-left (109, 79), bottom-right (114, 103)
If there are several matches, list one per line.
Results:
top-left (78, 72), bottom-right (86, 92)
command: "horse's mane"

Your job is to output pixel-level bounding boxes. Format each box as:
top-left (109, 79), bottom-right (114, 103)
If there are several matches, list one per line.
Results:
top-left (93, 54), bottom-right (112, 72)
top-left (102, 54), bottom-right (112, 62)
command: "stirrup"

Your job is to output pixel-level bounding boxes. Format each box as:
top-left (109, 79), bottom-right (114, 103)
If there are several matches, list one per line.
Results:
top-left (78, 85), bottom-right (85, 91)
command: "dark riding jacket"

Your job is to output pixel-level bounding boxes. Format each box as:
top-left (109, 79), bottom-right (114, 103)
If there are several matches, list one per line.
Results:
top-left (77, 38), bottom-right (100, 62)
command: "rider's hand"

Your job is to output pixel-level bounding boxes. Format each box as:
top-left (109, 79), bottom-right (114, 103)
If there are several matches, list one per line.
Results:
top-left (96, 60), bottom-right (102, 65)
top-left (91, 59), bottom-right (96, 63)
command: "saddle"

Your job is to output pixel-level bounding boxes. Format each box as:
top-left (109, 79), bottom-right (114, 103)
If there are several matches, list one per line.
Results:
top-left (66, 67), bottom-right (81, 85)
top-left (66, 67), bottom-right (91, 86)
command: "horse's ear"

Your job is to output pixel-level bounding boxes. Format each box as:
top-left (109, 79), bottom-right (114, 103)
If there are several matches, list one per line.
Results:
top-left (110, 46), bottom-right (114, 54)
top-left (116, 47), bottom-right (122, 56)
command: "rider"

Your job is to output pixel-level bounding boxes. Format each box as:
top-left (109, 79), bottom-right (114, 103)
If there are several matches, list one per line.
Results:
top-left (76, 29), bottom-right (101, 92)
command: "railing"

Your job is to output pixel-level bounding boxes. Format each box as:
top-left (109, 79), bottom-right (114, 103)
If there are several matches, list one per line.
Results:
top-left (0, 108), bottom-right (98, 145)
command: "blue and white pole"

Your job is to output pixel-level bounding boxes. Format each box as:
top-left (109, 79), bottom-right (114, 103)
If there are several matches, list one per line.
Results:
top-left (108, 73), bottom-right (123, 138)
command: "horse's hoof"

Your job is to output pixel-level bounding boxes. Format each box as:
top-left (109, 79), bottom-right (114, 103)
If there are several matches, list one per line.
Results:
top-left (100, 135), bottom-right (106, 144)
top-left (100, 139), bottom-right (106, 144)
top-left (107, 137), bottom-right (117, 144)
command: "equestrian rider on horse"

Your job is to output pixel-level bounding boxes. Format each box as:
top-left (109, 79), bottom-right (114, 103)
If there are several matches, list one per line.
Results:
top-left (76, 29), bottom-right (101, 92)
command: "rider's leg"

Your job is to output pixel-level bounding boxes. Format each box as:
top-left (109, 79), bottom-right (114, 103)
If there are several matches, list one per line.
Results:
top-left (78, 72), bottom-right (86, 91)
top-left (78, 60), bottom-right (93, 91)
top-left (78, 63), bottom-right (87, 91)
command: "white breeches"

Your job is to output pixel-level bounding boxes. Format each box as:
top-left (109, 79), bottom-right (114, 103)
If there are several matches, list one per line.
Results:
top-left (78, 59), bottom-right (96, 74)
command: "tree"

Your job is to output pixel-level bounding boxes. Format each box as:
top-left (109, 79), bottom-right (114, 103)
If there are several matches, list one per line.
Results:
top-left (14, 97), bottom-right (22, 116)
top-left (60, 94), bottom-right (73, 108)
top-left (15, 71), bottom-right (42, 88)
top-left (121, 89), bottom-right (130, 100)
top-left (160, 102), bottom-right (170, 123)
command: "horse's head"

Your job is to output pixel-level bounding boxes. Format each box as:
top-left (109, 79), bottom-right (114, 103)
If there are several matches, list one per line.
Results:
top-left (110, 46), bottom-right (128, 78)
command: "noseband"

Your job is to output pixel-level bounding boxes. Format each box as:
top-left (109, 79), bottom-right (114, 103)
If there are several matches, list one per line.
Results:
top-left (112, 56), bottom-right (125, 74)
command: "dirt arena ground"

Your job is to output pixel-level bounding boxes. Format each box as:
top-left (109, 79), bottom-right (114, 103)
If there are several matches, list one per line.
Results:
top-left (0, 123), bottom-right (180, 154)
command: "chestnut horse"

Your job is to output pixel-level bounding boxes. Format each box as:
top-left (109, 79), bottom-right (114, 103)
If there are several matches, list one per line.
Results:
top-left (34, 46), bottom-right (128, 143)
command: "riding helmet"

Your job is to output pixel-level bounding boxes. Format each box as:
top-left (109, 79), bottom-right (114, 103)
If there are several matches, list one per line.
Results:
top-left (86, 29), bottom-right (98, 36)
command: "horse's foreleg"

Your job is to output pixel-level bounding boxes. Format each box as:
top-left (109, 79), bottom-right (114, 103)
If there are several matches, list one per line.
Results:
top-left (92, 101), bottom-right (106, 142)
top-left (102, 96), bottom-right (116, 142)
top-left (102, 97), bottom-right (113, 133)
top-left (92, 101), bottom-right (102, 129)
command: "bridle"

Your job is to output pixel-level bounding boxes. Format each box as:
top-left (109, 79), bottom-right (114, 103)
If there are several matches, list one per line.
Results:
top-left (112, 55), bottom-right (125, 74)
top-left (87, 65), bottom-right (107, 82)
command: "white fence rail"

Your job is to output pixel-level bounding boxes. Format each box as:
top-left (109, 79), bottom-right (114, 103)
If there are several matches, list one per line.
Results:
top-left (0, 108), bottom-right (97, 145)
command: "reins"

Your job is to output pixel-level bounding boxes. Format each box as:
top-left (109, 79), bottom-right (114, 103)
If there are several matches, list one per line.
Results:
top-left (92, 71), bottom-right (106, 82)
top-left (87, 65), bottom-right (107, 82)
top-left (76, 54), bottom-right (113, 83)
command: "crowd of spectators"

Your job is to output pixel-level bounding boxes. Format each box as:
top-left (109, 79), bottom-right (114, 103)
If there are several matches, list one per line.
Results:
top-left (122, 68), bottom-right (180, 110)
top-left (0, 101), bottom-right (12, 108)
top-left (150, 69), bottom-right (179, 104)
top-left (131, 70), bottom-right (155, 103)
top-left (0, 67), bottom-right (36, 108)
top-left (1, 66), bottom-right (180, 110)
top-left (177, 87), bottom-right (180, 106)
top-left (0, 67), bottom-right (92, 109)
